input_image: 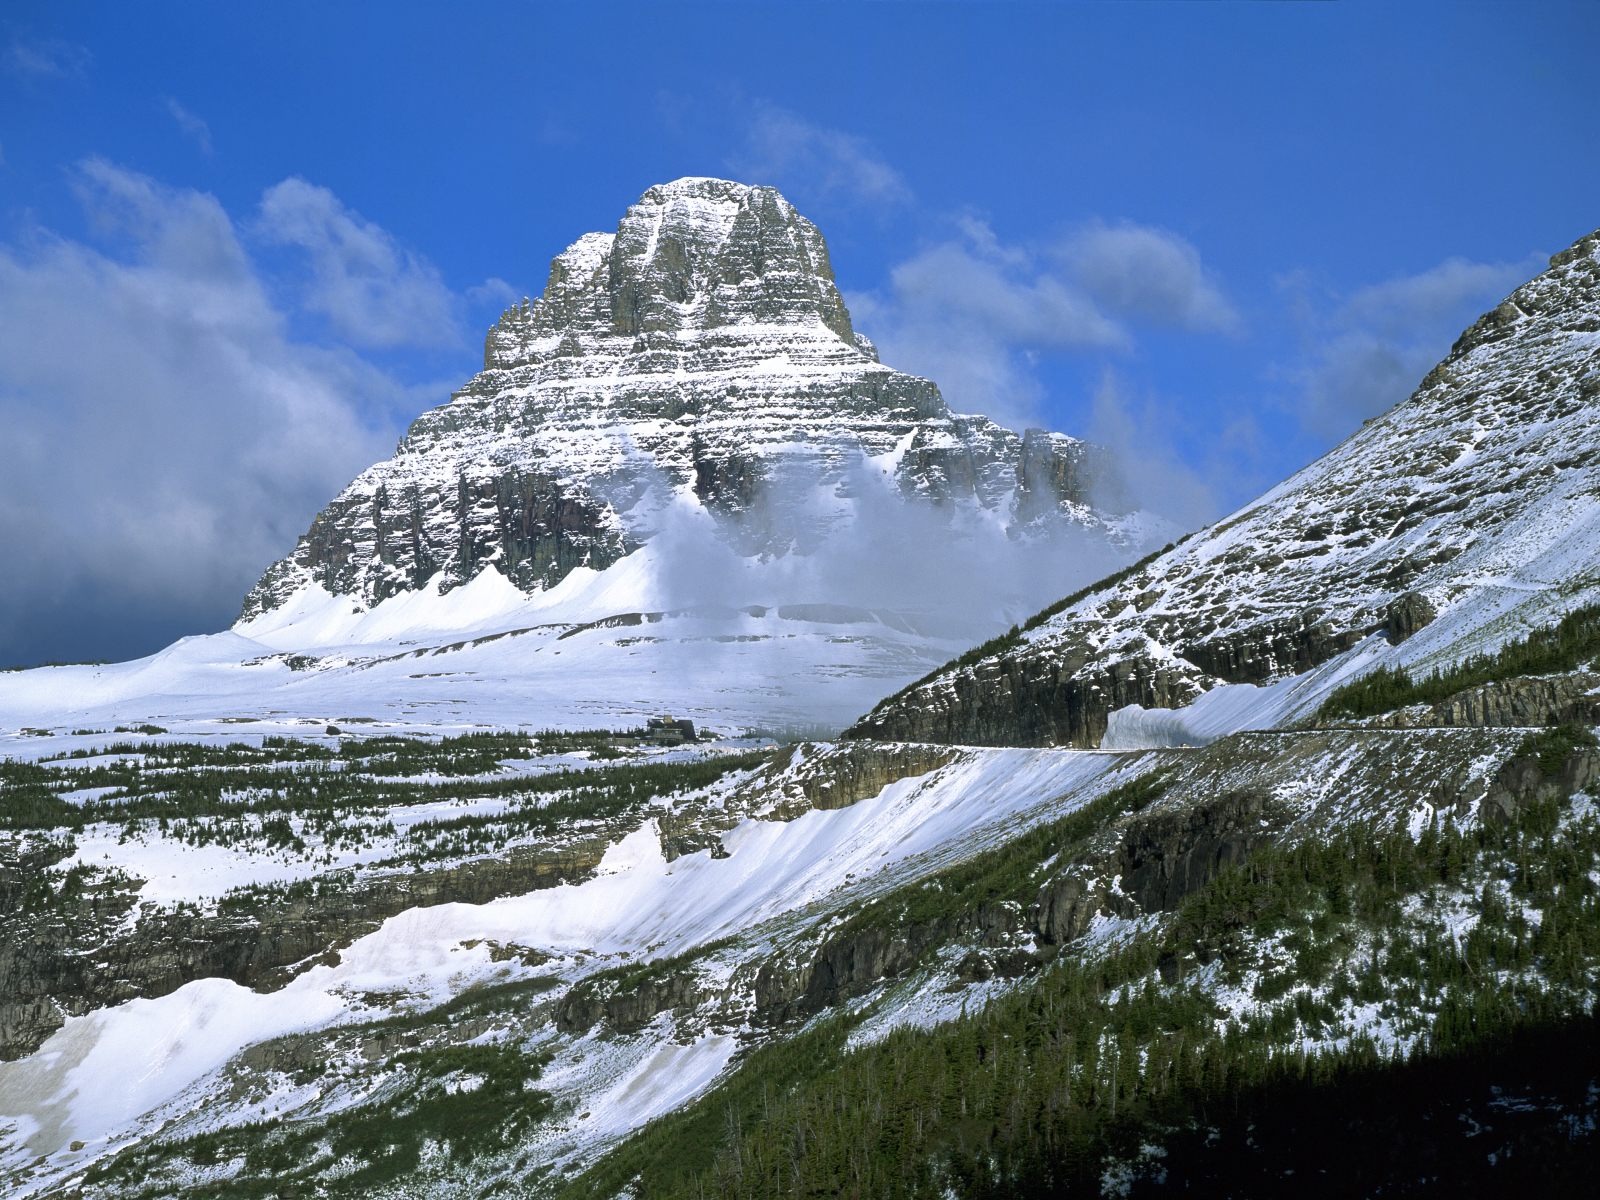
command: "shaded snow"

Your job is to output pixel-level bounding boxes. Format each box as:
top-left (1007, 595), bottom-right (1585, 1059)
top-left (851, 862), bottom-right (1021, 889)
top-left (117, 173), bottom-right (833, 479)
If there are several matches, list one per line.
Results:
top-left (0, 543), bottom-right (988, 754)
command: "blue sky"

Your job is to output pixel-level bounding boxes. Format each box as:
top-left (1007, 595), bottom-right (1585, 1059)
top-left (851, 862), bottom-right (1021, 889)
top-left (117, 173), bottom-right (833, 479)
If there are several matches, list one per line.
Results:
top-left (2, 1), bottom-right (1598, 666)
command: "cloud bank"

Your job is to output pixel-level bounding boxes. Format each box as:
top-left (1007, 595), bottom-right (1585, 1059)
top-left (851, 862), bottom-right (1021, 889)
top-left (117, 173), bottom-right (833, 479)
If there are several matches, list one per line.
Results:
top-left (626, 449), bottom-right (1137, 649)
top-left (848, 216), bottom-right (1238, 432)
top-left (0, 162), bottom-right (491, 667)
top-left (1060, 220), bottom-right (1240, 334)
top-left (257, 179), bottom-right (486, 350)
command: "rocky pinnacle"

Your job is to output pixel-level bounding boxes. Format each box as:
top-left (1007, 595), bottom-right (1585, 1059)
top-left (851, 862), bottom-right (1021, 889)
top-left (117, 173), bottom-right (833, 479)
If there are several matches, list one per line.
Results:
top-left (241, 178), bottom-right (1129, 619)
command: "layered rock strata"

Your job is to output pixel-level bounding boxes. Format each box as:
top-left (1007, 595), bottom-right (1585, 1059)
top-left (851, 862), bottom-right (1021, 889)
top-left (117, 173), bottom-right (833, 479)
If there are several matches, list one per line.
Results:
top-left (243, 178), bottom-right (1127, 618)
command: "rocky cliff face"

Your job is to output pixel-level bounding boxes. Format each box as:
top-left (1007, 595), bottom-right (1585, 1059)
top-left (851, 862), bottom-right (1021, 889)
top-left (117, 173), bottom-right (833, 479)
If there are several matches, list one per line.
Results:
top-left (849, 228), bottom-right (1600, 747)
top-left (241, 178), bottom-right (1130, 619)
top-left (1359, 672), bottom-right (1600, 731)
top-left (0, 834), bottom-right (617, 1061)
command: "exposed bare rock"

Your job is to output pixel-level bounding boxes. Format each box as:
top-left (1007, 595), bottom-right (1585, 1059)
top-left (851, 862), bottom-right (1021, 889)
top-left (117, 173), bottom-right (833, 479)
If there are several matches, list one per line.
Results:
top-left (241, 178), bottom-right (1137, 620)
top-left (1361, 672), bottom-right (1600, 731)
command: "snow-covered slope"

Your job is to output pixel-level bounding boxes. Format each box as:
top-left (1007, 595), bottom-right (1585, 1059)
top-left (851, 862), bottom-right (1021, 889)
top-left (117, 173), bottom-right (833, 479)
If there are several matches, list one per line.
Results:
top-left (850, 227), bottom-right (1600, 748)
top-left (2, 211), bottom-right (1597, 1200)
top-left (0, 742), bottom-right (1128, 1194)
top-left (0, 570), bottom-right (965, 748)
top-left (0, 519), bottom-right (1138, 751)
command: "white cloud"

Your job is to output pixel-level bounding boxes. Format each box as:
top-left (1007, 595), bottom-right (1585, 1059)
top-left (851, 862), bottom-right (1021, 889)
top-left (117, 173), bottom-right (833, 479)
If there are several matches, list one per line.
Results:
top-left (257, 178), bottom-right (464, 349)
top-left (0, 163), bottom-right (423, 665)
top-left (729, 105), bottom-right (911, 208)
top-left (1335, 256), bottom-right (1538, 335)
top-left (842, 211), bottom-right (1251, 526)
top-left (1284, 253), bottom-right (1542, 437)
top-left (887, 238), bottom-right (1127, 350)
top-left (163, 97), bottom-right (213, 155)
top-left (1059, 221), bottom-right (1241, 333)
top-left (467, 276), bottom-right (519, 308)
top-left (634, 448), bottom-right (1132, 652)
top-left (2, 35), bottom-right (90, 80)
top-left (848, 216), bottom-right (1239, 429)
top-left (72, 158), bottom-right (257, 293)
top-left (849, 226), bottom-right (1125, 428)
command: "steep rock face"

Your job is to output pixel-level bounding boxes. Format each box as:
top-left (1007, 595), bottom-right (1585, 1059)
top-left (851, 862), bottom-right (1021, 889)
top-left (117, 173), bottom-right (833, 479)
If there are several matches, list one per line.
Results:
top-left (741, 740), bottom-right (959, 819)
top-left (1484, 743), bottom-right (1600, 825)
top-left (242, 178), bottom-right (1128, 618)
top-left (554, 968), bottom-right (706, 1037)
top-left (1362, 672), bottom-right (1600, 731)
top-left (1036, 726), bottom-right (1524, 946)
top-left (850, 227), bottom-right (1600, 747)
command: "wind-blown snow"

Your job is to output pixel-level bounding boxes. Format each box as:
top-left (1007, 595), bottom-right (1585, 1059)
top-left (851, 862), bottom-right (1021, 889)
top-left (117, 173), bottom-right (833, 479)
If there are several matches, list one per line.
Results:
top-left (1101, 636), bottom-right (1392, 748)
top-left (0, 553), bottom-right (970, 752)
top-left (572, 1030), bottom-right (737, 1145)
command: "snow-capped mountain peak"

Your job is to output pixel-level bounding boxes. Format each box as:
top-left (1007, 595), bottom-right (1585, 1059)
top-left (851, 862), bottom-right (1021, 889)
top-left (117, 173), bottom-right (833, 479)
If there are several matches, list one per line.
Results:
top-left (240, 177), bottom-right (1141, 623)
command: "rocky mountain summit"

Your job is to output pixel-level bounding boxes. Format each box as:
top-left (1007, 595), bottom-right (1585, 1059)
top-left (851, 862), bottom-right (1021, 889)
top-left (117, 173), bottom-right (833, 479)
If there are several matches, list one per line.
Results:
top-left (242, 178), bottom-right (1130, 620)
top-left (849, 228), bottom-right (1600, 747)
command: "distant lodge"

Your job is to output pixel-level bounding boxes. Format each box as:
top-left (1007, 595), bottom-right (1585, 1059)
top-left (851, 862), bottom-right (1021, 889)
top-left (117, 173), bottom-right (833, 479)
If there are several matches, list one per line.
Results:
top-left (642, 715), bottom-right (697, 745)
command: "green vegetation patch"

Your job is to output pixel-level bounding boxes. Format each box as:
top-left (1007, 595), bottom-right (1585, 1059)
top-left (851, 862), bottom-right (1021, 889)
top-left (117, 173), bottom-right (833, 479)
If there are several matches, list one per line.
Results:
top-left (566, 774), bottom-right (1600, 1199)
top-left (0, 733), bottom-right (770, 873)
top-left (1319, 601), bottom-right (1600, 719)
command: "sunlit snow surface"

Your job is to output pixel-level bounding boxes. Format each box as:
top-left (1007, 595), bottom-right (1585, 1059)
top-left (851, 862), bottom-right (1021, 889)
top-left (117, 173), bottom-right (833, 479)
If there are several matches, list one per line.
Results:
top-left (0, 542), bottom-right (989, 756)
top-left (0, 531), bottom-right (1134, 1191)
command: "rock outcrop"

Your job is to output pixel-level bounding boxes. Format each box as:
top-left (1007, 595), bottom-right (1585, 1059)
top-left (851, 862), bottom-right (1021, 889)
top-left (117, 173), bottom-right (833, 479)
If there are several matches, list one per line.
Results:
top-left (1362, 672), bottom-right (1600, 731)
top-left (241, 178), bottom-right (1134, 619)
top-left (1482, 737), bottom-right (1600, 826)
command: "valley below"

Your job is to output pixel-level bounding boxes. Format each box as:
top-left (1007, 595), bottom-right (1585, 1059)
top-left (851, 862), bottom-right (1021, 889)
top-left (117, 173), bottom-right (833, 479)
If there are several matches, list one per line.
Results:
top-left (2, 664), bottom-right (1598, 1196)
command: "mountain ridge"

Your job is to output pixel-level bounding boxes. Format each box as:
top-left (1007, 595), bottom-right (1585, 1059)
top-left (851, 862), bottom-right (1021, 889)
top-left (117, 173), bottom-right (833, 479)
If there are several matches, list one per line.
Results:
top-left (3, 222), bottom-right (1599, 1199)
top-left (847, 226), bottom-right (1600, 748)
